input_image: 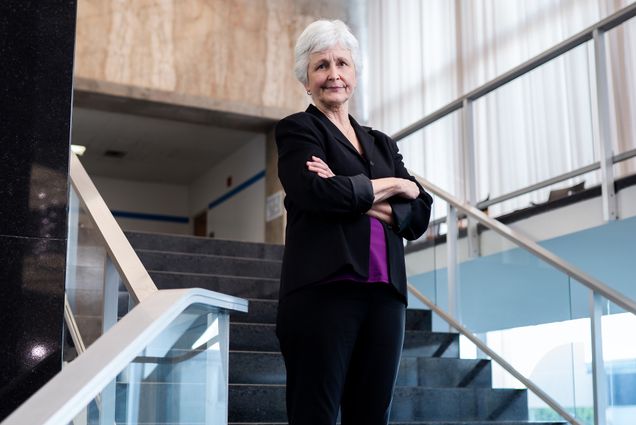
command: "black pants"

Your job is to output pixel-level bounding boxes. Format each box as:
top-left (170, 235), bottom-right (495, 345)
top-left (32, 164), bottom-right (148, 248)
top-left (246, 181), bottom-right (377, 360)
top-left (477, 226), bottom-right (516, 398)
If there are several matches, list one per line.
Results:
top-left (275, 281), bottom-right (406, 425)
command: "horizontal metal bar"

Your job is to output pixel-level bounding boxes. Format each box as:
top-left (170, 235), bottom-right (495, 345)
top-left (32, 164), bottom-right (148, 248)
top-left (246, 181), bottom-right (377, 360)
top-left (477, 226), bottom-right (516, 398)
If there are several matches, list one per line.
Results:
top-left (478, 162), bottom-right (601, 209)
top-left (614, 147), bottom-right (636, 164)
top-left (392, 99), bottom-right (463, 141)
top-left (407, 284), bottom-right (583, 425)
top-left (474, 147), bottom-right (634, 209)
top-left (69, 154), bottom-right (157, 304)
top-left (411, 171), bottom-right (636, 315)
top-left (391, 2), bottom-right (636, 142)
top-left (597, 2), bottom-right (636, 32)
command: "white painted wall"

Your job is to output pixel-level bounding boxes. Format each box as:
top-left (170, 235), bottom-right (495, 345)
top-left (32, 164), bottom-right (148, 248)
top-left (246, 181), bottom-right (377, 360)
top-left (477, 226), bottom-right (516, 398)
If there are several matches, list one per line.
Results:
top-left (87, 135), bottom-right (266, 241)
top-left (91, 176), bottom-right (191, 234)
top-left (189, 136), bottom-right (266, 242)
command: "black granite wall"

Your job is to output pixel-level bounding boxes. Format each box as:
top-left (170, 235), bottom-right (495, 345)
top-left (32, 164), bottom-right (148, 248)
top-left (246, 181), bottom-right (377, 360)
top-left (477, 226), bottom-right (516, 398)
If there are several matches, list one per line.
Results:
top-left (0, 0), bottom-right (77, 419)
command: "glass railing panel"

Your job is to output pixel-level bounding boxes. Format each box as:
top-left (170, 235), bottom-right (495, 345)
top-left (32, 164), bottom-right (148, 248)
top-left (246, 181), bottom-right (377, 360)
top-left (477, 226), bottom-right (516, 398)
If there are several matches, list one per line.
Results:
top-left (537, 212), bottom-right (636, 304)
top-left (65, 185), bottom-right (130, 360)
top-left (405, 194), bottom-right (451, 332)
top-left (614, 156), bottom-right (636, 182)
top-left (606, 14), bottom-right (636, 177)
top-left (406, 193), bottom-right (475, 333)
top-left (463, 227), bottom-right (595, 423)
top-left (472, 40), bottom-right (598, 218)
top-left (69, 303), bottom-right (230, 425)
top-left (597, 296), bottom-right (636, 425)
top-left (398, 109), bottom-right (462, 218)
top-left (65, 184), bottom-right (137, 361)
top-left (408, 212), bottom-right (597, 423)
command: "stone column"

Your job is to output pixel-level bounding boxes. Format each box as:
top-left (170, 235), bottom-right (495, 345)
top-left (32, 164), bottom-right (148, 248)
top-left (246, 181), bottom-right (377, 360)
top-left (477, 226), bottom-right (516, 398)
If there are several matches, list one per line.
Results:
top-left (0, 1), bottom-right (77, 418)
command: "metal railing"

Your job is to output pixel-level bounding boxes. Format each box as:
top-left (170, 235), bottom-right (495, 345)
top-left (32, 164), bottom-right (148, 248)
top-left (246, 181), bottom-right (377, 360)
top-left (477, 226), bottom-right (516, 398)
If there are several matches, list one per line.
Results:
top-left (393, 2), bottom-right (636, 224)
top-left (2, 289), bottom-right (247, 425)
top-left (390, 8), bottom-right (636, 421)
top-left (69, 153), bottom-right (157, 303)
top-left (408, 170), bottom-right (636, 425)
top-left (0, 153), bottom-right (249, 425)
top-left (407, 283), bottom-right (582, 425)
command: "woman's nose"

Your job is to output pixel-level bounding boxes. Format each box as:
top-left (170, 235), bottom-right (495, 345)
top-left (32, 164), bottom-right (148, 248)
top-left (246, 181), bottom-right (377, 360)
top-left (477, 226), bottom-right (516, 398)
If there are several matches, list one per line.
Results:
top-left (328, 66), bottom-right (340, 80)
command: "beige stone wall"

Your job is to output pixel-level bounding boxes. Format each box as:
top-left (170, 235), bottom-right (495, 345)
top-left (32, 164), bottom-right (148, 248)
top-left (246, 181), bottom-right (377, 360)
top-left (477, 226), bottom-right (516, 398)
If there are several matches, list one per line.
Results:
top-left (75, 0), bottom-right (350, 116)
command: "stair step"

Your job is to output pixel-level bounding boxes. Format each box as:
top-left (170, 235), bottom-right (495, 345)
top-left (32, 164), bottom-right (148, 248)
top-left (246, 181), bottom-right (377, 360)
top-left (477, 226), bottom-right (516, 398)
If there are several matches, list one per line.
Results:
top-left (229, 323), bottom-right (459, 358)
top-left (138, 250), bottom-right (281, 279)
top-left (228, 422), bottom-right (565, 425)
top-left (229, 351), bottom-right (491, 387)
top-left (231, 299), bottom-right (432, 330)
top-left (126, 230), bottom-right (284, 260)
top-left (228, 385), bottom-right (528, 422)
top-left (149, 271), bottom-right (280, 299)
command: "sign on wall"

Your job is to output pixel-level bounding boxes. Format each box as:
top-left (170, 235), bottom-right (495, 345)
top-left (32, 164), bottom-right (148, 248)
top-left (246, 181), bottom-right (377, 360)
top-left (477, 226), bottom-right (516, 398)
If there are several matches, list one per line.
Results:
top-left (266, 190), bottom-right (284, 222)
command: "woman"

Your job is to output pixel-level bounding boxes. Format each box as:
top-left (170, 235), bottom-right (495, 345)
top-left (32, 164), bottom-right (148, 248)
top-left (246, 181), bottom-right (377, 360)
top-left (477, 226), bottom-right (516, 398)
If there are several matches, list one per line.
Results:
top-left (275, 19), bottom-right (433, 425)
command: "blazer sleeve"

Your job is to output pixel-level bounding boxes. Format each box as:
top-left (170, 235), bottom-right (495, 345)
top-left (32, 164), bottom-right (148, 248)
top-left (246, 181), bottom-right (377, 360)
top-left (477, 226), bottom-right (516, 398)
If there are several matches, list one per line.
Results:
top-left (381, 132), bottom-right (434, 240)
top-left (276, 115), bottom-right (374, 215)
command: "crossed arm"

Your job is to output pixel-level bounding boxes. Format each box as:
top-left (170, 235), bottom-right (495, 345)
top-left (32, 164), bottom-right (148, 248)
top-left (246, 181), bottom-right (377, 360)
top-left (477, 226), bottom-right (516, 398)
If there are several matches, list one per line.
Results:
top-left (306, 155), bottom-right (419, 226)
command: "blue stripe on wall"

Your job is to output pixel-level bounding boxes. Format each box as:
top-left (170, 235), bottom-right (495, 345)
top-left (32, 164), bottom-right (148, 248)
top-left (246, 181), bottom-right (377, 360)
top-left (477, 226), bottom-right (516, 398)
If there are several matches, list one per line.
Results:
top-left (208, 170), bottom-right (266, 210)
top-left (111, 210), bottom-right (190, 224)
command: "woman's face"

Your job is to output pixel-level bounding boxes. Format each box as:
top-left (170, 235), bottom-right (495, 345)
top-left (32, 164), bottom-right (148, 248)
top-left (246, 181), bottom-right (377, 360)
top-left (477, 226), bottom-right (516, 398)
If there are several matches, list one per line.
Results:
top-left (305, 44), bottom-right (356, 110)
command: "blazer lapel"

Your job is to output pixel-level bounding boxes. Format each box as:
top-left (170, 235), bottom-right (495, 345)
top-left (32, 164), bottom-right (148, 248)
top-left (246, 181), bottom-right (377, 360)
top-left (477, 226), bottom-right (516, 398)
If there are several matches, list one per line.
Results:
top-left (306, 104), bottom-right (362, 158)
top-left (350, 116), bottom-right (375, 165)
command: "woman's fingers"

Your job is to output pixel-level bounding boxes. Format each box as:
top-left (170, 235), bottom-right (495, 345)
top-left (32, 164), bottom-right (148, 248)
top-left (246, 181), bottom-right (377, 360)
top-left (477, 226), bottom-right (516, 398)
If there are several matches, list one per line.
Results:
top-left (400, 179), bottom-right (420, 199)
top-left (306, 156), bottom-right (334, 177)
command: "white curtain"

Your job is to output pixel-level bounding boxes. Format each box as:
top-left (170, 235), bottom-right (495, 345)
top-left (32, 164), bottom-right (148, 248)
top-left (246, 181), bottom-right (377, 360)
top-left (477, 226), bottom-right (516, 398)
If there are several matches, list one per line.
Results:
top-left (366, 0), bottom-right (636, 217)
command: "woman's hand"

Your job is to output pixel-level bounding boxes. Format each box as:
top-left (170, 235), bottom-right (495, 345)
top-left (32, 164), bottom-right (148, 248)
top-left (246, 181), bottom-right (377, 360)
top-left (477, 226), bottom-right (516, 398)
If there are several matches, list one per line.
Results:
top-left (306, 156), bottom-right (335, 178)
top-left (398, 179), bottom-right (420, 200)
top-left (366, 201), bottom-right (394, 225)
top-left (371, 177), bottom-right (420, 202)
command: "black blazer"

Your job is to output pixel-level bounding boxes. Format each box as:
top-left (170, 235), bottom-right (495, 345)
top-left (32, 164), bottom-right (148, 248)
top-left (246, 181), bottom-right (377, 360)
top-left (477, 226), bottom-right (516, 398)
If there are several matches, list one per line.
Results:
top-left (276, 104), bottom-right (433, 304)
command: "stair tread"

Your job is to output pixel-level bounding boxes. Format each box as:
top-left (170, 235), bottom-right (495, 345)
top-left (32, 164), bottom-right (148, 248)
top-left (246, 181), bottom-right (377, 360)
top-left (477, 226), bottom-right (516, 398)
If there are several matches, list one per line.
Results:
top-left (148, 269), bottom-right (279, 281)
top-left (138, 248), bottom-right (283, 262)
top-left (226, 420), bottom-right (550, 424)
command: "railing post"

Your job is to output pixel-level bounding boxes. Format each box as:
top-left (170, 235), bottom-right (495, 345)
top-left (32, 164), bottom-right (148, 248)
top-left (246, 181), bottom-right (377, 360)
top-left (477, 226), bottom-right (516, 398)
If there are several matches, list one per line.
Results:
top-left (591, 28), bottom-right (618, 221)
top-left (446, 204), bottom-right (461, 331)
top-left (100, 256), bottom-right (120, 425)
top-left (461, 98), bottom-right (480, 258)
top-left (590, 290), bottom-right (608, 425)
top-left (65, 187), bottom-right (80, 308)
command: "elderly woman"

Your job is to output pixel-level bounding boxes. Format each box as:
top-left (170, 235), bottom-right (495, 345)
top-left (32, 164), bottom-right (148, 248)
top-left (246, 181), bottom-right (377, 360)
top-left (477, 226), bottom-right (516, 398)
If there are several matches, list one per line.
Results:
top-left (275, 20), bottom-right (433, 425)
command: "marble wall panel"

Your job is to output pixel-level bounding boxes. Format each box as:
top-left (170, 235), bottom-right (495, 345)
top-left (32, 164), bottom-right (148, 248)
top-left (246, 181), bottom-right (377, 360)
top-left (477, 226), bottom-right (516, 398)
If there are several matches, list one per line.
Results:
top-left (74, 0), bottom-right (350, 115)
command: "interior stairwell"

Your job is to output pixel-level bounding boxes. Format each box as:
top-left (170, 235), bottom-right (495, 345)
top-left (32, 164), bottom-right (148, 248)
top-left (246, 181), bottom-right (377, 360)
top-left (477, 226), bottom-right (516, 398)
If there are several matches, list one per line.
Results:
top-left (123, 230), bottom-right (566, 425)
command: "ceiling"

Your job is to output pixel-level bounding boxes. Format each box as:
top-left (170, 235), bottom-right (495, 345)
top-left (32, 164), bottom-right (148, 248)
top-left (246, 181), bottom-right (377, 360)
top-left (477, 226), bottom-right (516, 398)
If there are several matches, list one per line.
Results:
top-left (71, 106), bottom-right (266, 185)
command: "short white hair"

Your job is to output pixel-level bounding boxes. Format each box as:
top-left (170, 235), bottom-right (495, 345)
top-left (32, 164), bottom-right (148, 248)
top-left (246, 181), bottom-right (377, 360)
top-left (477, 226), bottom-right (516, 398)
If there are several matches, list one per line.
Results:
top-left (294, 19), bottom-right (361, 86)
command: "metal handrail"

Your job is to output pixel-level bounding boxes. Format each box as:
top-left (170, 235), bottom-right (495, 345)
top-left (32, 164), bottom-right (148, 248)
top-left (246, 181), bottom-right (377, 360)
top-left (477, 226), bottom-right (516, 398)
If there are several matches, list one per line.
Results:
top-left (477, 148), bottom-right (636, 209)
top-left (410, 171), bottom-right (636, 315)
top-left (392, 3), bottom-right (636, 142)
top-left (69, 153), bottom-right (157, 303)
top-left (407, 283), bottom-right (582, 425)
top-left (2, 288), bottom-right (248, 425)
top-left (416, 148), bottom-right (636, 231)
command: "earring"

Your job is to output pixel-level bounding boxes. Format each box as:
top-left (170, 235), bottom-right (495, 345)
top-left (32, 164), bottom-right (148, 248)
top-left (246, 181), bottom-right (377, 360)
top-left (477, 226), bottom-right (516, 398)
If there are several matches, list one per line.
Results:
top-left (306, 90), bottom-right (311, 95)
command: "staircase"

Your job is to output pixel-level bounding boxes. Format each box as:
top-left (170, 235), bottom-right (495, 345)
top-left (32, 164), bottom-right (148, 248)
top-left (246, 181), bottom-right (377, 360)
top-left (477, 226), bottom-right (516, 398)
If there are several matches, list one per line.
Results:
top-left (126, 230), bottom-right (565, 425)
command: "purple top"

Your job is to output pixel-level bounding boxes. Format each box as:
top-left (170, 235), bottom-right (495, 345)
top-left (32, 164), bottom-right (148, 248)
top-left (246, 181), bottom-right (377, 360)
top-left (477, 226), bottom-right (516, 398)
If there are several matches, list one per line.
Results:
top-left (322, 216), bottom-right (389, 284)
